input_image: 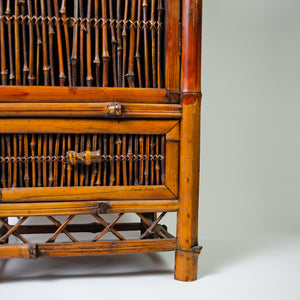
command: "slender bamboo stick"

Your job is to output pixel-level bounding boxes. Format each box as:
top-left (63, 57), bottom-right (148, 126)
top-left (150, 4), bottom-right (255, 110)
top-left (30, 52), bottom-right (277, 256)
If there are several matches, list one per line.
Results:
top-left (109, 135), bottom-right (115, 186)
top-left (42, 134), bottom-right (47, 187)
top-left (122, 0), bottom-right (129, 87)
top-left (93, 0), bottom-right (101, 87)
top-left (135, 0), bottom-right (142, 87)
top-left (6, 135), bottom-right (11, 187)
top-left (116, 0), bottom-right (122, 87)
top-left (48, 134), bottom-right (53, 186)
top-left (95, 134), bottom-right (102, 186)
top-left (116, 135), bottom-right (121, 185)
top-left (79, 0), bottom-right (85, 86)
top-left (142, 0), bottom-right (150, 87)
top-left (5, 0), bottom-right (15, 85)
top-left (90, 134), bottom-right (97, 186)
top-left (74, 134), bottom-right (79, 186)
top-left (24, 134), bottom-right (30, 187)
top-left (101, 0), bottom-right (110, 87)
top-left (128, 134), bottom-right (133, 185)
top-left (31, 134), bottom-right (36, 187)
top-left (0, 0), bottom-right (8, 85)
top-left (79, 134), bottom-right (85, 186)
top-left (160, 135), bottom-right (165, 184)
top-left (27, 0), bottom-right (35, 85)
top-left (67, 134), bottom-right (72, 186)
top-left (0, 135), bottom-right (6, 188)
top-left (34, 0), bottom-right (42, 86)
top-left (84, 135), bottom-right (91, 186)
top-left (54, 0), bottom-right (66, 86)
top-left (71, 0), bottom-right (79, 86)
top-left (86, 0), bottom-right (93, 87)
top-left (14, 0), bottom-right (21, 85)
top-left (18, 134), bottom-right (23, 187)
top-left (134, 135), bottom-right (139, 185)
top-left (122, 135), bottom-right (127, 185)
top-left (157, 0), bottom-right (163, 88)
top-left (47, 0), bottom-right (55, 85)
top-left (144, 135), bottom-right (149, 185)
top-left (40, 0), bottom-right (49, 86)
top-left (60, 134), bottom-right (66, 186)
top-left (37, 134), bottom-right (42, 187)
top-left (103, 134), bottom-right (107, 186)
top-left (54, 134), bottom-right (60, 187)
top-left (60, 0), bottom-right (72, 86)
top-left (13, 134), bottom-right (17, 187)
top-left (109, 0), bottom-right (117, 87)
top-left (127, 0), bottom-right (137, 87)
top-left (150, 135), bottom-right (154, 185)
top-left (150, 0), bottom-right (156, 88)
top-left (139, 135), bottom-right (144, 185)
top-left (155, 135), bottom-right (160, 184)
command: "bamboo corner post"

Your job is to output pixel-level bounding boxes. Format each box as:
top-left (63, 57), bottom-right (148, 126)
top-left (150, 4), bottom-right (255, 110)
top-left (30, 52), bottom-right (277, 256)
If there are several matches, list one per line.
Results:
top-left (175, 0), bottom-right (203, 281)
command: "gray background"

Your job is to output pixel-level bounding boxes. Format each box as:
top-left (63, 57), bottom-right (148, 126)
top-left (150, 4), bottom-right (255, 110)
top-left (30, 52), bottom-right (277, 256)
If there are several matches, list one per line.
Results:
top-left (1, 0), bottom-right (300, 299)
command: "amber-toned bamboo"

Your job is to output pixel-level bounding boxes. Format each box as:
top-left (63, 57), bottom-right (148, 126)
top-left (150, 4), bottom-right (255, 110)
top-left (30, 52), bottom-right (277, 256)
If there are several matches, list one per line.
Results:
top-left (116, 135), bottom-right (121, 185)
top-left (150, 0), bottom-right (156, 88)
top-left (60, 134), bottom-right (66, 186)
top-left (40, 0), bottom-right (49, 85)
top-left (161, 135), bottom-right (165, 184)
top-left (90, 134), bottom-right (97, 186)
top-left (86, 0), bottom-right (94, 87)
top-left (139, 135), bottom-right (144, 185)
top-left (127, 0), bottom-right (137, 87)
top-left (116, 0), bottom-right (122, 86)
top-left (95, 134), bottom-right (102, 186)
top-left (122, 0), bottom-right (129, 87)
top-left (30, 134), bottom-right (36, 187)
top-left (93, 0), bottom-right (101, 87)
top-left (134, 135), bottom-right (138, 185)
top-left (128, 134), bottom-right (133, 185)
top-left (54, 134), bottom-right (60, 187)
top-left (71, 0), bottom-right (79, 86)
top-left (0, 135), bottom-right (6, 187)
top-left (60, 0), bottom-right (72, 86)
top-left (23, 134), bottom-right (30, 187)
top-left (150, 135), bottom-right (154, 184)
top-left (54, 0), bottom-right (66, 86)
top-left (79, 134), bottom-right (85, 186)
top-left (103, 134), bottom-right (108, 186)
top-left (101, 0), bottom-right (110, 87)
top-left (5, 135), bottom-right (11, 187)
top-left (47, 134), bottom-right (53, 186)
top-left (67, 135), bottom-right (72, 186)
top-left (142, 0), bottom-right (150, 87)
top-left (14, 0), bottom-right (21, 85)
top-left (12, 134), bottom-right (17, 187)
top-left (37, 134), bottom-right (42, 187)
top-left (46, 215), bottom-right (75, 243)
top-left (144, 135), bottom-right (150, 185)
top-left (155, 135), bottom-right (160, 184)
top-left (122, 135), bottom-right (127, 185)
top-left (109, 135), bottom-right (115, 186)
top-left (5, 1), bottom-right (15, 85)
top-left (79, 0), bottom-right (84, 86)
top-left (74, 134), bottom-right (79, 186)
top-left (34, 0), bottom-right (42, 86)
top-left (47, 0), bottom-right (55, 85)
top-left (109, 0), bottom-right (117, 87)
top-left (84, 135), bottom-right (91, 186)
top-left (18, 134), bottom-right (23, 187)
top-left (27, 0), bottom-right (35, 85)
top-left (157, 0), bottom-right (163, 88)
top-left (135, 0), bottom-right (142, 87)
top-left (0, 0), bottom-right (8, 85)
top-left (42, 134), bottom-right (47, 187)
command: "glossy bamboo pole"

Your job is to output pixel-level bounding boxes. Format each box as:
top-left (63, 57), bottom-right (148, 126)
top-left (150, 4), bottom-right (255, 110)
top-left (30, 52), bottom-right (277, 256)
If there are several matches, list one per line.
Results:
top-left (86, 0), bottom-right (93, 87)
top-left (116, 0), bottom-right (122, 86)
top-left (93, 0), bottom-right (101, 87)
top-left (18, 134), bottom-right (23, 187)
top-left (37, 134), bottom-right (42, 187)
top-left (60, 134), bottom-right (66, 186)
top-left (34, 0), bottom-right (42, 86)
top-left (109, 135), bottom-right (115, 186)
top-left (24, 134), bottom-right (30, 187)
top-left (101, 0), bottom-right (110, 87)
top-left (0, 135), bottom-right (6, 187)
top-left (6, 135), bottom-right (11, 187)
top-left (79, 0), bottom-right (84, 86)
top-left (150, 0), bottom-right (156, 88)
top-left (109, 0), bottom-right (117, 87)
top-left (31, 134), bottom-right (36, 187)
top-left (71, 0), bottom-right (79, 86)
top-left (175, 0), bottom-right (203, 282)
top-left (95, 134), bottom-right (102, 186)
top-left (84, 135), bottom-right (91, 186)
top-left (47, 0), bottom-right (55, 85)
top-left (0, 0), bottom-right (8, 85)
top-left (48, 134), bottom-right (54, 186)
top-left (142, 0), bottom-right (150, 87)
top-left (14, 0), bottom-right (21, 85)
top-left (27, 0), bottom-right (35, 85)
top-left (157, 0), bottom-right (163, 88)
top-left (40, 0), bottom-right (49, 85)
top-left (122, 135), bottom-right (127, 185)
top-left (135, 0), bottom-right (142, 87)
top-left (13, 134), bottom-right (17, 187)
top-left (122, 0), bottom-right (129, 87)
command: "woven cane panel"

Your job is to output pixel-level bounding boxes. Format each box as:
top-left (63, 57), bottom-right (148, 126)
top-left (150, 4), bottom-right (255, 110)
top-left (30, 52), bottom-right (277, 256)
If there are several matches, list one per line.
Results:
top-left (0, 133), bottom-right (166, 188)
top-left (0, 0), bottom-right (164, 88)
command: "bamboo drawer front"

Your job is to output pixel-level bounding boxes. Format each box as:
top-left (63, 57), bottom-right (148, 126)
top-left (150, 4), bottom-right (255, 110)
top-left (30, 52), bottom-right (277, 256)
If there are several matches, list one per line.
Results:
top-left (0, 0), bottom-right (202, 282)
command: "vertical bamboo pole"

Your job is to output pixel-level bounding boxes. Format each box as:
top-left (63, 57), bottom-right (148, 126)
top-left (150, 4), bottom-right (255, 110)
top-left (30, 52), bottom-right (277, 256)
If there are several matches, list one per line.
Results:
top-left (157, 0), bottom-right (163, 88)
top-left (103, 134), bottom-right (107, 186)
top-left (48, 134), bottom-right (53, 186)
top-left (71, 0), bottom-right (79, 86)
top-left (144, 135), bottom-right (149, 185)
top-left (95, 134), bottom-right (102, 186)
top-left (139, 135), bottom-right (144, 185)
top-left (121, 0), bottom-right (129, 87)
top-left (67, 135), bottom-right (72, 186)
top-left (134, 135), bottom-right (138, 185)
top-left (47, 0), bottom-right (55, 85)
top-left (54, 134), bottom-right (60, 187)
top-left (79, 134), bottom-right (85, 186)
top-left (150, 0), bottom-right (156, 88)
top-left (18, 134), bottom-right (23, 187)
top-left (155, 135), bottom-right (160, 184)
top-left (0, 135), bottom-right (6, 187)
top-left (135, 0), bottom-right (142, 87)
top-left (175, 0), bottom-right (202, 282)
top-left (109, 135), bottom-right (115, 186)
top-left (101, 0), bottom-right (110, 87)
top-left (160, 135), bottom-right (165, 185)
top-left (116, 135), bottom-right (121, 185)
top-left (24, 134), bottom-right (30, 187)
top-left (31, 134), bottom-right (36, 187)
top-left (84, 135), bottom-right (91, 186)
top-left (86, 0), bottom-right (93, 87)
top-left (13, 134), bottom-right (17, 187)
top-left (42, 134), bottom-right (47, 187)
top-left (60, 134), bottom-right (66, 186)
top-left (128, 134), bottom-right (133, 185)
top-left (142, 0), bottom-right (150, 87)
top-left (116, 0), bottom-right (122, 87)
top-left (109, 0), bottom-right (117, 86)
top-left (37, 134), bottom-right (42, 187)
top-left (74, 134), bottom-right (79, 186)
top-left (93, 0), bottom-right (101, 87)
top-left (150, 135), bottom-right (154, 185)
top-left (27, 0), bottom-right (35, 85)
top-left (5, 0), bottom-right (15, 85)
top-left (35, 0), bottom-right (42, 86)
top-left (79, 0), bottom-right (85, 86)
top-left (14, 0), bottom-right (21, 85)
top-left (0, 0), bottom-right (8, 85)
top-left (122, 135), bottom-right (127, 185)
top-left (6, 135), bottom-right (11, 187)
top-left (40, 0), bottom-right (49, 85)
top-left (90, 134), bottom-right (97, 186)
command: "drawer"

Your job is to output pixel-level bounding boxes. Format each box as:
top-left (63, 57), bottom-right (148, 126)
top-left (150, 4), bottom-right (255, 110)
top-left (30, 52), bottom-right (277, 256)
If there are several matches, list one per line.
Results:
top-left (0, 118), bottom-right (179, 203)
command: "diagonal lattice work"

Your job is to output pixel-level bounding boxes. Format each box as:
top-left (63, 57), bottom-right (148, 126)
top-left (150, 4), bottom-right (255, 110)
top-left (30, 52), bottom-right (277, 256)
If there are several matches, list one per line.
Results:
top-left (0, 212), bottom-right (174, 245)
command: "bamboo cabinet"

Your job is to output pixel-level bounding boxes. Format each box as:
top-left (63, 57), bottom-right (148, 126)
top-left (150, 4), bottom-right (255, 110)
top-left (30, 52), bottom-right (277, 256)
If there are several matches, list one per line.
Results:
top-left (0, 0), bottom-right (202, 281)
